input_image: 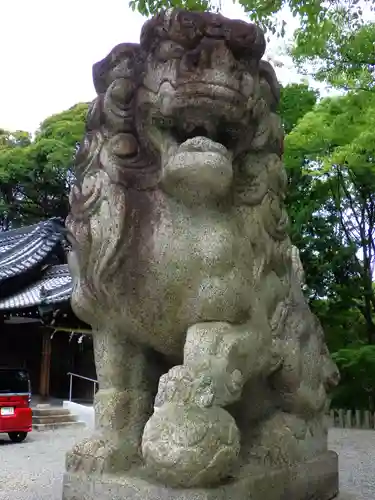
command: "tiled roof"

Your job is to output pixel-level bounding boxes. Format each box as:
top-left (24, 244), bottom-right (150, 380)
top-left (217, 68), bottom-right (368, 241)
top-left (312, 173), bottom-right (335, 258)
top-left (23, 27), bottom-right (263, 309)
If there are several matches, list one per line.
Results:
top-left (0, 265), bottom-right (72, 311)
top-left (0, 219), bottom-right (73, 312)
top-left (0, 218), bottom-right (65, 281)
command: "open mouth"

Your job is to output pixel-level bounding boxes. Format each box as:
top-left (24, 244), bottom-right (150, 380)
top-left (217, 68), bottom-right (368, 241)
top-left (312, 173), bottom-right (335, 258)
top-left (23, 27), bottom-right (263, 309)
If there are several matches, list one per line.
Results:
top-left (164, 121), bottom-right (242, 152)
top-left (143, 79), bottom-right (251, 156)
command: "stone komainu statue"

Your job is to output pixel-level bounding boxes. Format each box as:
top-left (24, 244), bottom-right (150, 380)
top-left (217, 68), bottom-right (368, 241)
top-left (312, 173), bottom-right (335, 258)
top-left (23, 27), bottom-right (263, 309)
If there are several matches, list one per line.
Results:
top-left (64, 9), bottom-right (340, 500)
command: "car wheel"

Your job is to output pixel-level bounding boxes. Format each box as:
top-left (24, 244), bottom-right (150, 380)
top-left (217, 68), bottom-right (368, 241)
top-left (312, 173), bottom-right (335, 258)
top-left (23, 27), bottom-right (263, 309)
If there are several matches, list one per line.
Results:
top-left (8, 431), bottom-right (28, 443)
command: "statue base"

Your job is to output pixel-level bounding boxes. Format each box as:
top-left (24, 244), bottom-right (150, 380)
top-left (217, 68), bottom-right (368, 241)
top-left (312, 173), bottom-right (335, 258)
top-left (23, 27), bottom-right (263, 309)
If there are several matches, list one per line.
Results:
top-left (62, 450), bottom-right (339, 500)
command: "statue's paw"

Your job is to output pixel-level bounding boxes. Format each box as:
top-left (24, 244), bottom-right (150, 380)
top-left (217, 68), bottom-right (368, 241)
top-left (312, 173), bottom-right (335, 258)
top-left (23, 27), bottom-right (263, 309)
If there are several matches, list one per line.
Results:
top-left (66, 435), bottom-right (105, 473)
top-left (248, 412), bottom-right (307, 467)
top-left (155, 364), bottom-right (243, 409)
top-left (154, 365), bottom-right (195, 407)
top-left (142, 403), bottom-right (240, 487)
top-left (66, 433), bottom-right (139, 474)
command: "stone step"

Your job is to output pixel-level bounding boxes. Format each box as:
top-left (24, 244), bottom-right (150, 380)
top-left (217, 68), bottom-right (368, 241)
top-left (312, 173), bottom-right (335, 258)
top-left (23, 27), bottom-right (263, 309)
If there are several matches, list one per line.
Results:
top-left (33, 414), bottom-right (78, 425)
top-left (32, 407), bottom-right (71, 417)
top-left (33, 420), bottom-right (86, 431)
top-left (31, 404), bottom-right (86, 431)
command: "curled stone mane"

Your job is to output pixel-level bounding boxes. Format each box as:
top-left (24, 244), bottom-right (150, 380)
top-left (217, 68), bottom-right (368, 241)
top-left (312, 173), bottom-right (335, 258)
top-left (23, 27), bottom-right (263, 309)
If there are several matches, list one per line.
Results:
top-left (64, 10), bottom-right (340, 500)
top-left (78, 43), bottom-right (159, 188)
top-left (140, 9), bottom-right (266, 60)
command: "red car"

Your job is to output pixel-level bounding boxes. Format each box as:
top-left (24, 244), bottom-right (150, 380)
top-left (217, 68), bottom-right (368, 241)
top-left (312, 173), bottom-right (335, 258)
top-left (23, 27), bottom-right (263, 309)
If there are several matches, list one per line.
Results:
top-left (0, 368), bottom-right (32, 443)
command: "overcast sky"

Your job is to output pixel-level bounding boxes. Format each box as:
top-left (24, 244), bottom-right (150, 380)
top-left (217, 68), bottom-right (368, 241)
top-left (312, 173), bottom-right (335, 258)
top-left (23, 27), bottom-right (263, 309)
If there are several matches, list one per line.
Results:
top-left (1, 0), bottom-right (308, 133)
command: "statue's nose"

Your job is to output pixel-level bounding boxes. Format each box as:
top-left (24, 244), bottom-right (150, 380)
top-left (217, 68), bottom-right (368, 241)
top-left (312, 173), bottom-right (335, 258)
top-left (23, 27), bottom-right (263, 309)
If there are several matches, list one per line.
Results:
top-left (181, 38), bottom-right (237, 72)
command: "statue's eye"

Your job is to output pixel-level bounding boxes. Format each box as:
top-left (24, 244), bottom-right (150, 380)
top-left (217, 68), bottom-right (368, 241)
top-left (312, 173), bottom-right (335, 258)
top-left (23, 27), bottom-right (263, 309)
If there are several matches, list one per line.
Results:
top-left (155, 41), bottom-right (185, 61)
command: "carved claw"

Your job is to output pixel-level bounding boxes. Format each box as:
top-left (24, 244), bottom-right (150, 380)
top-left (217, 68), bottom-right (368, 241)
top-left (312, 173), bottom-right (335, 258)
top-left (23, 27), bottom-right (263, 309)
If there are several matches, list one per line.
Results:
top-left (66, 434), bottom-right (140, 474)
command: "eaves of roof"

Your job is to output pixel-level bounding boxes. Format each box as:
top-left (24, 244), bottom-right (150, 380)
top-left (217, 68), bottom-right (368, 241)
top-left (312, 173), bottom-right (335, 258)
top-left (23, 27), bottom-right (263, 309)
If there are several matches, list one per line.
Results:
top-left (0, 218), bottom-right (66, 284)
top-left (0, 264), bottom-right (72, 312)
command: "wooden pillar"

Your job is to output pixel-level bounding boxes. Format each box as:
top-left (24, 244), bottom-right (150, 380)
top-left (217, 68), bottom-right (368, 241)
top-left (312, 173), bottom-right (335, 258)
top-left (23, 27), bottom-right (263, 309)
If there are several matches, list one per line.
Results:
top-left (39, 330), bottom-right (52, 399)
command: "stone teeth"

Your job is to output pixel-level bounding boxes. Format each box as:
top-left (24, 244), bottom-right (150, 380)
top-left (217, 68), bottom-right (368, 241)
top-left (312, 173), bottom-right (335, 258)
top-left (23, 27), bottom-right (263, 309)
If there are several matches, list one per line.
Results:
top-left (178, 137), bottom-right (230, 158)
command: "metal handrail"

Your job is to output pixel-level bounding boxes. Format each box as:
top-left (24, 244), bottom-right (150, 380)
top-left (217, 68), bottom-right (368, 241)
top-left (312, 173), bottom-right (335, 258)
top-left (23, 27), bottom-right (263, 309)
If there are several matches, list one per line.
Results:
top-left (67, 371), bottom-right (98, 402)
top-left (67, 372), bottom-right (98, 383)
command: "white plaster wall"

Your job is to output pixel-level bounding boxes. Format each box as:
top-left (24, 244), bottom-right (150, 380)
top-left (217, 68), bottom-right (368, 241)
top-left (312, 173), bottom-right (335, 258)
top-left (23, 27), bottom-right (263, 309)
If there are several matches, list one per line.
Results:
top-left (63, 400), bottom-right (94, 429)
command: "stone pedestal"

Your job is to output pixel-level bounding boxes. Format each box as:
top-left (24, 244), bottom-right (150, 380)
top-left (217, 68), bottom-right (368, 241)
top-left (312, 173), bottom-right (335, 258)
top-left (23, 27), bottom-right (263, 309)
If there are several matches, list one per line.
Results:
top-left (62, 451), bottom-right (339, 500)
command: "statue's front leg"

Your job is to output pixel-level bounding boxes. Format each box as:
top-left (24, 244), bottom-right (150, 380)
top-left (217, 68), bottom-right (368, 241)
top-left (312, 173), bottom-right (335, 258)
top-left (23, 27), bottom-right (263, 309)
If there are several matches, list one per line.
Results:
top-left (142, 320), bottom-right (281, 487)
top-left (66, 328), bottom-right (154, 475)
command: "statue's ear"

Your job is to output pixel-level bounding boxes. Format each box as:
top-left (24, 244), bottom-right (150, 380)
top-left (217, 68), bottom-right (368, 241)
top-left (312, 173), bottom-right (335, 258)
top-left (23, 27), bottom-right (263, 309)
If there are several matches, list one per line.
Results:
top-left (258, 60), bottom-right (281, 112)
top-left (92, 43), bottom-right (140, 95)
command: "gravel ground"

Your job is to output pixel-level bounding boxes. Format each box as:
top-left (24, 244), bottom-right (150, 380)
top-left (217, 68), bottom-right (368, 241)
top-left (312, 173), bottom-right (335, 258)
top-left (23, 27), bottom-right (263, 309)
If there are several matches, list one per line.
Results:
top-left (330, 429), bottom-right (375, 499)
top-left (0, 427), bottom-right (374, 500)
top-left (0, 427), bottom-right (89, 500)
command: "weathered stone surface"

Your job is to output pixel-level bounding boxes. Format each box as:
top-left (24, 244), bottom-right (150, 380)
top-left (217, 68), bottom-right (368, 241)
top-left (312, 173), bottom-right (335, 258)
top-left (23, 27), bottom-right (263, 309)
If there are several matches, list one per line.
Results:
top-left (62, 451), bottom-right (339, 500)
top-left (64, 7), bottom-right (340, 499)
top-left (336, 496), bottom-right (359, 500)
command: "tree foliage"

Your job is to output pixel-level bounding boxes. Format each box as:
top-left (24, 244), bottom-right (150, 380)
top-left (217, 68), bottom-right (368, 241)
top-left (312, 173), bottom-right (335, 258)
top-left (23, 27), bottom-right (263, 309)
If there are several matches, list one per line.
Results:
top-left (332, 345), bottom-right (375, 410)
top-left (285, 91), bottom-right (375, 342)
top-left (0, 103), bottom-right (88, 229)
top-left (292, 11), bottom-right (375, 91)
top-left (279, 84), bottom-right (319, 135)
top-left (284, 88), bottom-right (375, 408)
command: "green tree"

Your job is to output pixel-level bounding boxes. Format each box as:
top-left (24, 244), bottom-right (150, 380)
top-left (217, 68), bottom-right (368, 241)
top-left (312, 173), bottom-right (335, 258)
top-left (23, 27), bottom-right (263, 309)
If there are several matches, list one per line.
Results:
top-left (332, 345), bottom-right (375, 411)
top-left (279, 83), bottom-right (319, 135)
top-left (0, 103), bottom-right (88, 229)
top-left (281, 85), bottom-right (375, 410)
top-left (278, 84), bottom-right (348, 304)
top-left (285, 90), bottom-right (375, 344)
top-left (292, 13), bottom-right (375, 91)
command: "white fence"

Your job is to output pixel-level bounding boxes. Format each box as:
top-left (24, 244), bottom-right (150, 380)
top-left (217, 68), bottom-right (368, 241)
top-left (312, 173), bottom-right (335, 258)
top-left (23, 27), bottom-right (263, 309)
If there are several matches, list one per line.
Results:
top-left (327, 408), bottom-right (375, 430)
